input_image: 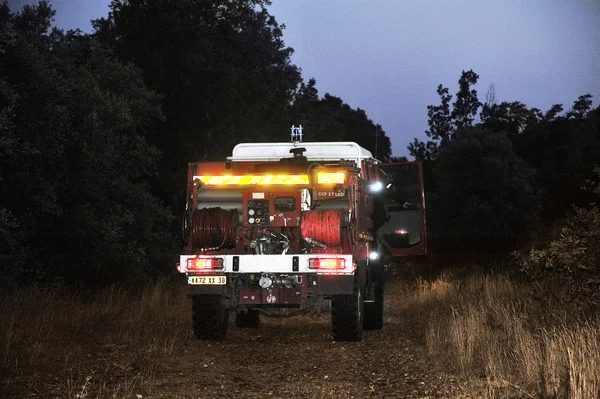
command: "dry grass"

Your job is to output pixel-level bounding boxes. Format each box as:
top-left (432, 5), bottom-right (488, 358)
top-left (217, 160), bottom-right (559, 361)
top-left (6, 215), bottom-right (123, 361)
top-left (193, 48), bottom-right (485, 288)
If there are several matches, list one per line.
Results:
top-left (419, 267), bottom-right (600, 399)
top-left (2, 267), bottom-right (599, 398)
top-left (0, 278), bottom-right (190, 398)
top-left (1, 273), bottom-right (478, 399)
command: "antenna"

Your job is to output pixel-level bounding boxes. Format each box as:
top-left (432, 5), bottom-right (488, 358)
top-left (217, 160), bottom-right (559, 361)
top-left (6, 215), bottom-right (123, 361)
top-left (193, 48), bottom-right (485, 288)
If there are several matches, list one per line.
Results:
top-left (375, 124), bottom-right (378, 159)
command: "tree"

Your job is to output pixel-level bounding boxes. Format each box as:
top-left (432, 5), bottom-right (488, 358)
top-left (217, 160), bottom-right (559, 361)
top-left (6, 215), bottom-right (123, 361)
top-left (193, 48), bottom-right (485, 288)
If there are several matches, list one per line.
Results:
top-left (93, 0), bottom-right (302, 210)
top-left (516, 167), bottom-right (600, 311)
top-left (567, 94), bottom-right (593, 119)
top-left (0, 24), bottom-right (28, 283)
top-left (451, 70), bottom-right (481, 130)
top-left (429, 127), bottom-right (539, 251)
top-left (480, 101), bottom-right (542, 138)
top-left (289, 87), bottom-right (392, 161)
top-left (289, 80), bottom-right (345, 143)
top-left (406, 70), bottom-right (599, 255)
top-left (484, 83), bottom-right (496, 109)
top-left (409, 70), bottom-right (482, 160)
top-left (0, 1), bottom-right (172, 283)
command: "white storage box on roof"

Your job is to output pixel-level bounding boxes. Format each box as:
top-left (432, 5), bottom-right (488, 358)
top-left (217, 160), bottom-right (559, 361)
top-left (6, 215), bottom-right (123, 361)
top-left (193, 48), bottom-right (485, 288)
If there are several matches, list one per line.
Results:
top-left (228, 142), bottom-right (379, 167)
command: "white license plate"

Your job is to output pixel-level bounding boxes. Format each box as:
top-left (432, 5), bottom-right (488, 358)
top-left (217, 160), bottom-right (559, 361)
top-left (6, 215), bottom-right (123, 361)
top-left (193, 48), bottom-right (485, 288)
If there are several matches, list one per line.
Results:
top-left (188, 276), bottom-right (227, 285)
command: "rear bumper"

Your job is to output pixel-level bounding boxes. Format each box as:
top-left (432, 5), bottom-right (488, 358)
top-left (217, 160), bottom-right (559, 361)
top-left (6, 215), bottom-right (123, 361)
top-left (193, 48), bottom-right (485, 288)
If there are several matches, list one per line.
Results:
top-left (179, 254), bottom-right (354, 274)
top-left (179, 254), bottom-right (357, 302)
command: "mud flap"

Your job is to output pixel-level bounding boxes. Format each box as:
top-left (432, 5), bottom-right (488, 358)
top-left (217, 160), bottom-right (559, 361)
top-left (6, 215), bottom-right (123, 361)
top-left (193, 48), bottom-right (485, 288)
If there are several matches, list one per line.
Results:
top-left (314, 274), bottom-right (355, 295)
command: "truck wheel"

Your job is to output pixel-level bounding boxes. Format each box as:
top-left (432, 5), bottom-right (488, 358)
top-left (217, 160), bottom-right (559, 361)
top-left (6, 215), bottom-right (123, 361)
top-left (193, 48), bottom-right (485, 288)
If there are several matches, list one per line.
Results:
top-left (331, 286), bottom-right (364, 341)
top-left (192, 295), bottom-right (229, 340)
top-left (235, 309), bottom-right (260, 328)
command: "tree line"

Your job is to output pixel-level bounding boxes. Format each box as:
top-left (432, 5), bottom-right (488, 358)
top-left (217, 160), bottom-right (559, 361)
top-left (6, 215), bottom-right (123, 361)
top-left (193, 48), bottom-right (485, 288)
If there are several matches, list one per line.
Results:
top-left (413, 70), bottom-right (599, 307)
top-left (410, 70), bottom-right (599, 254)
top-left (1, 1), bottom-right (597, 286)
top-left (0, 1), bottom-right (390, 284)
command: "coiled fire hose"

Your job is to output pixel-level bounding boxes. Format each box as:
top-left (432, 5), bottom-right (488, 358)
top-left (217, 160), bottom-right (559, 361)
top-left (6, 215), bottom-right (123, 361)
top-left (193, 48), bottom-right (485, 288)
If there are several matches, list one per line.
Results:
top-left (191, 208), bottom-right (237, 250)
top-left (300, 210), bottom-right (343, 247)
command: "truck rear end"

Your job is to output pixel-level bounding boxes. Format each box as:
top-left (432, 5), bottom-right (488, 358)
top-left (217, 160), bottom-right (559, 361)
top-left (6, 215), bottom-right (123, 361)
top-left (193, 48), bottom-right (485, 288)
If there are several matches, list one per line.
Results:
top-left (178, 135), bottom-right (426, 341)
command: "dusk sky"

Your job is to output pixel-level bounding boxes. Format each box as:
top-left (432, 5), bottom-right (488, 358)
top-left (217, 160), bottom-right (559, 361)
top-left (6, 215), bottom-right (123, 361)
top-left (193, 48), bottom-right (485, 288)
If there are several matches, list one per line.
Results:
top-left (7, 0), bottom-right (600, 157)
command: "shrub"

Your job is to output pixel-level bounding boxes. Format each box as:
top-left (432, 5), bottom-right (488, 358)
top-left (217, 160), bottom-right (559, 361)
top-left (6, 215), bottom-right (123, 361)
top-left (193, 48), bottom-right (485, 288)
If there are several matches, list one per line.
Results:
top-left (515, 167), bottom-right (600, 312)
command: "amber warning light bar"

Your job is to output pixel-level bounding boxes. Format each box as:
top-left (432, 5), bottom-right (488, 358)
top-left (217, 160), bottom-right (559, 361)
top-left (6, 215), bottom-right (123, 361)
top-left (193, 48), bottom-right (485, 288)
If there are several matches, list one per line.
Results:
top-left (194, 172), bottom-right (346, 186)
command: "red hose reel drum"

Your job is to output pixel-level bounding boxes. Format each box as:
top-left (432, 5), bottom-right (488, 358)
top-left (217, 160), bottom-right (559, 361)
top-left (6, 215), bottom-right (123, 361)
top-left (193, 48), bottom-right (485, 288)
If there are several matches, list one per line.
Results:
top-left (300, 210), bottom-right (343, 247)
top-left (191, 208), bottom-right (237, 249)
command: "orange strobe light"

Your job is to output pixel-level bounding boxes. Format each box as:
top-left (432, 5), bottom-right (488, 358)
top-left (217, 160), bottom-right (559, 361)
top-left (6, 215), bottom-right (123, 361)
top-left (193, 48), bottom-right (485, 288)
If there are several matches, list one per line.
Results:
top-left (194, 175), bottom-right (309, 186)
top-left (316, 172), bottom-right (346, 185)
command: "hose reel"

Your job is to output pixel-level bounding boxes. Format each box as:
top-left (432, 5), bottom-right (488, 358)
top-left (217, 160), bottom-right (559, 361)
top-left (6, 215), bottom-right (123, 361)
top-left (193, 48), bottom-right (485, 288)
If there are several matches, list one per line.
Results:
top-left (191, 208), bottom-right (238, 250)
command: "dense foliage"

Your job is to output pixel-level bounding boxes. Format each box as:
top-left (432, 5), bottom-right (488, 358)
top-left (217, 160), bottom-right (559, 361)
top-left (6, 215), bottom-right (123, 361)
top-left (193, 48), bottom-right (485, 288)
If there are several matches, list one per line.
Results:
top-left (0, 1), bottom-right (390, 284)
top-left (410, 70), bottom-right (599, 253)
top-left (429, 128), bottom-right (538, 251)
top-left (0, 2), bottom-right (174, 284)
top-left (410, 70), bottom-right (600, 309)
top-left (515, 169), bottom-right (600, 311)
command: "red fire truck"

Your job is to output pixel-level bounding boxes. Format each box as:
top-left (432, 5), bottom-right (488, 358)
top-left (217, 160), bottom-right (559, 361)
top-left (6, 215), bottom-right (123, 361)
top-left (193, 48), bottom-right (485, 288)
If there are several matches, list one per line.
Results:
top-left (178, 128), bottom-right (426, 341)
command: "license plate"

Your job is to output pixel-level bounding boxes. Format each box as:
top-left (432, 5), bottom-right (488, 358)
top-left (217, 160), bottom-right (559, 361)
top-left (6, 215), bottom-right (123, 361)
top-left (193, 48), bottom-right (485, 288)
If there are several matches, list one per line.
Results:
top-left (188, 276), bottom-right (227, 285)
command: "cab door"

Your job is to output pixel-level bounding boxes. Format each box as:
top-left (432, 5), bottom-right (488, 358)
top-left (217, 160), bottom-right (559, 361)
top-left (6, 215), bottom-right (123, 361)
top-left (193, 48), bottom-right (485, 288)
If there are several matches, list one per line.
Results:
top-left (373, 161), bottom-right (427, 257)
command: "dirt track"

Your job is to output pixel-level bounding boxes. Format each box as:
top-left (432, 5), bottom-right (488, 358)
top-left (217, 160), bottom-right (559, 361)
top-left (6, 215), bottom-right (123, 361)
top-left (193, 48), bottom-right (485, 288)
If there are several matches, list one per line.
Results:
top-left (1, 276), bottom-right (481, 399)
top-left (149, 279), bottom-right (477, 399)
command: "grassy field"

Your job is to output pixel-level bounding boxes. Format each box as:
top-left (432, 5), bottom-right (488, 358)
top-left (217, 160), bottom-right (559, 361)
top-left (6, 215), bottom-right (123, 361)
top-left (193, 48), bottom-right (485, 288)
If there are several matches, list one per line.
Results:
top-left (413, 266), bottom-right (600, 399)
top-left (0, 279), bottom-right (190, 398)
top-left (1, 266), bottom-right (598, 398)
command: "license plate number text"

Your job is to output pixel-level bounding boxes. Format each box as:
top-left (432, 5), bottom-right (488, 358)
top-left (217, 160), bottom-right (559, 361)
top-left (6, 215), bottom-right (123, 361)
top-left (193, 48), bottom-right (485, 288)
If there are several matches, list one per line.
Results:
top-left (188, 276), bottom-right (227, 285)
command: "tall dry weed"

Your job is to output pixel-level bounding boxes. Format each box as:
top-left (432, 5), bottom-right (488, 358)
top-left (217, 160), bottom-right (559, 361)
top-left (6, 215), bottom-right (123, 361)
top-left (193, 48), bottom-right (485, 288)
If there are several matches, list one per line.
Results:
top-left (422, 270), bottom-right (600, 398)
top-left (0, 278), bottom-right (190, 397)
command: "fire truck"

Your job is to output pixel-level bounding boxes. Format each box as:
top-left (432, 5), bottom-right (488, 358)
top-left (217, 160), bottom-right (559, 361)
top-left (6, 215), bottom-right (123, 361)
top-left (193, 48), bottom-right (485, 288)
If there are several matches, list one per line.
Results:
top-left (178, 127), bottom-right (426, 341)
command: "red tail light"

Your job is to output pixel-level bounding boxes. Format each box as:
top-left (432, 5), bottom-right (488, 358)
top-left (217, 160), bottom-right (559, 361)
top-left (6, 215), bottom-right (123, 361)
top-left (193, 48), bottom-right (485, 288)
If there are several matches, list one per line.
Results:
top-left (308, 258), bottom-right (346, 270)
top-left (186, 257), bottom-right (224, 271)
top-left (395, 229), bottom-right (408, 235)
